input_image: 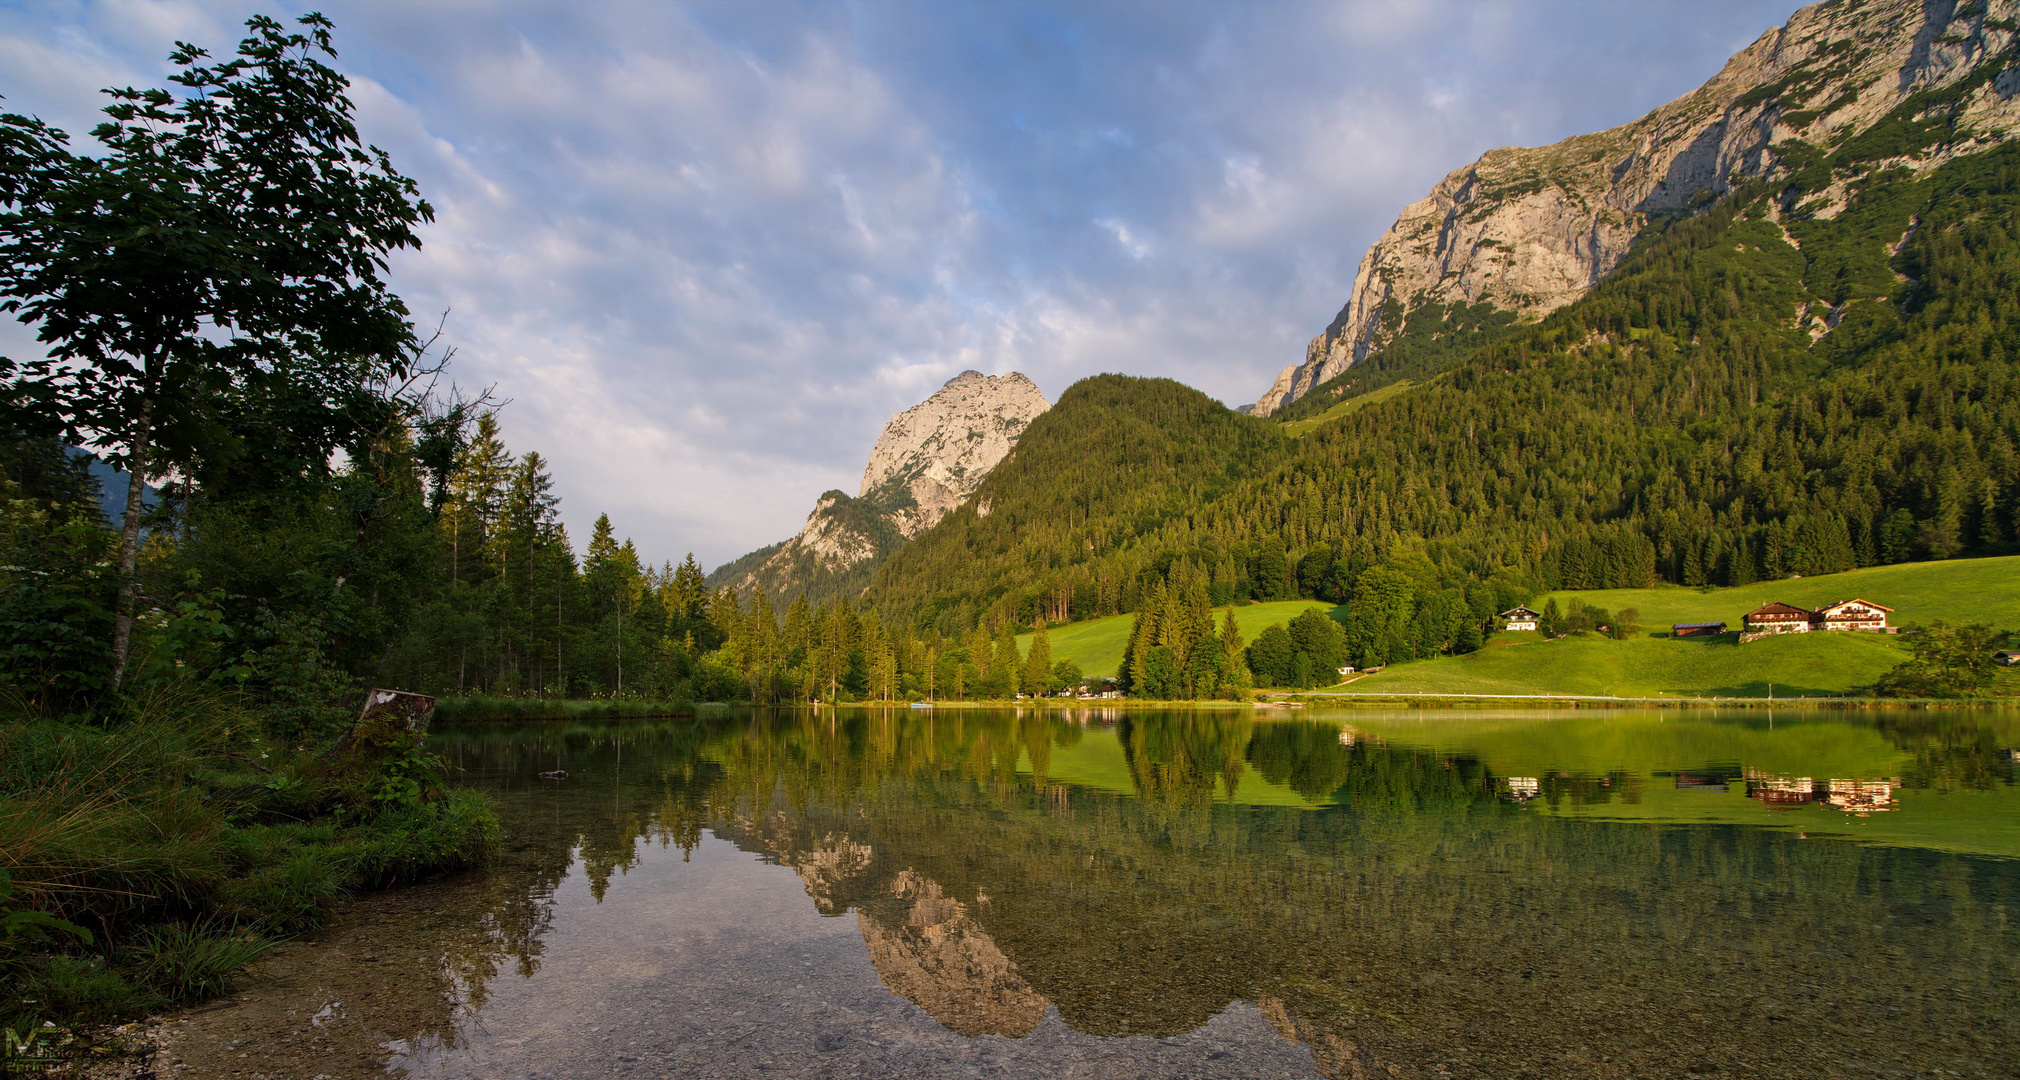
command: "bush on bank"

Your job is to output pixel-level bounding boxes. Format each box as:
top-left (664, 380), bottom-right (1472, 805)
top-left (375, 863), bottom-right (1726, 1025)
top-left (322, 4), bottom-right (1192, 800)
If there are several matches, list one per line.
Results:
top-left (0, 685), bottom-right (499, 1037)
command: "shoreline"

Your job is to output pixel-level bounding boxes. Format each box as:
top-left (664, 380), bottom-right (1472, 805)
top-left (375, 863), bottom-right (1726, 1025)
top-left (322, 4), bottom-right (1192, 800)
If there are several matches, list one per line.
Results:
top-left (431, 693), bottom-right (2020, 721)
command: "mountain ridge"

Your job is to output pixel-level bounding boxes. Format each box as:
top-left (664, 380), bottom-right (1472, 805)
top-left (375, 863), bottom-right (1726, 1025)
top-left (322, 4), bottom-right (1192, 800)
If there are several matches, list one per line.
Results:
top-left (1248, 0), bottom-right (2020, 415)
top-left (708, 370), bottom-right (1048, 603)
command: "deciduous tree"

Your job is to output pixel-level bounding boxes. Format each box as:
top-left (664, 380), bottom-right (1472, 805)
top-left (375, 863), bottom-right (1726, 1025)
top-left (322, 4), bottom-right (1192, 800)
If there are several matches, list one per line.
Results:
top-left (0, 14), bottom-right (432, 682)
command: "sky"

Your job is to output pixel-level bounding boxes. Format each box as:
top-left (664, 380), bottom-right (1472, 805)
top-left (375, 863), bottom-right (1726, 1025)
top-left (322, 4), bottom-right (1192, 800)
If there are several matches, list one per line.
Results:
top-left (0, 0), bottom-right (1797, 569)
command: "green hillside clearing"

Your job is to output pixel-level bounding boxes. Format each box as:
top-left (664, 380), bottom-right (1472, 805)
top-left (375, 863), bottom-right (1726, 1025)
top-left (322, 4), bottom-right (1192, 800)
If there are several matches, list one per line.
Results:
top-left (1332, 630), bottom-right (1910, 699)
top-left (1279, 380), bottom-right (1417, 437)
top-left (1023, 600), bottom-right (1342, 678)
top-left (1536, 555), bottom-right (2020, 632)
top-left (1331, 557), bottom-right (2020, 700)
top-left (1029, 556), bottom-right (2016, 695)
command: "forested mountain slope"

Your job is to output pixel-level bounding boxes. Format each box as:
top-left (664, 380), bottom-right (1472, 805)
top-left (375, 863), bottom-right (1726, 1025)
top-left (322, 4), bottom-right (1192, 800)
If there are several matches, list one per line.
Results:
top-left (1250, 0), bottom-right (2020, 415)
top-left (868, 138), bottom-right (2020, 669)
top-left (867, 375), bottom-right (1286, 635)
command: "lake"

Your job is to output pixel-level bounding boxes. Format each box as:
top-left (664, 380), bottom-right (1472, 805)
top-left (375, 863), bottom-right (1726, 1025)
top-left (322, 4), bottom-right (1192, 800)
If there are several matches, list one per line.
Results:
top-left (167, 706), bottom-right (2020, 1079)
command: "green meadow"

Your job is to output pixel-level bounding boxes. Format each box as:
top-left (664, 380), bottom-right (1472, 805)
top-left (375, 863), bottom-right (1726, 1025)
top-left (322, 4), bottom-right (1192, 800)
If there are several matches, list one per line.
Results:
top-left (1335, 556), bottom-right (2020, 699)
top-left (1024, 556), bottom-right (2019, 696)
top-left (1333, 630), bottom-right (1912, 699)
top-left (1535, 554), bottom-right (2020, 632)
top-left (1022, 600), bottom-right (1343, 678)
top-left (1278, 379), bottom-right (1417, 437)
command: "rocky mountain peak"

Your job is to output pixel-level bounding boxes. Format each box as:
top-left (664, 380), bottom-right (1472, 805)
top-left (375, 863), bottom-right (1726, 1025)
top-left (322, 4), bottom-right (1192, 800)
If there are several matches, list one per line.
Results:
top-left (1247, 0), bottom-right (2020, 416)
top-left (860, 370), bottom-right (1050, 539)
top-left (706, 370), bottom-right (1049, 601)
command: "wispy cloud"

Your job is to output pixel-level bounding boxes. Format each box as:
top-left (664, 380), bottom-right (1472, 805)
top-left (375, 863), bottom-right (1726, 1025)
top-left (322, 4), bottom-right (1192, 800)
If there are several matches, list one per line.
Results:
top-left (0, 0), bottom-right (1794, 566)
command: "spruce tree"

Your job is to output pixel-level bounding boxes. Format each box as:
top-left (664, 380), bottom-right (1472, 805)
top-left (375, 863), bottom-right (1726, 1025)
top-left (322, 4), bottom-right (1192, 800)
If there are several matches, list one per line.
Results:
top-left (994, 623), bottom-right (1022, 696)
top-left (1024, 618), bottom-right (1053, 696)
top-left (1219, 609), bottom-right (1252, 698)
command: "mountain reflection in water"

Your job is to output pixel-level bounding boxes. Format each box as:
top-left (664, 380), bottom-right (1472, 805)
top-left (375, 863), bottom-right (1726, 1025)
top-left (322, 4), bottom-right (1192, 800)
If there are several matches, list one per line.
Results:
top-left (392, 707), bottom-right (2020, 1079)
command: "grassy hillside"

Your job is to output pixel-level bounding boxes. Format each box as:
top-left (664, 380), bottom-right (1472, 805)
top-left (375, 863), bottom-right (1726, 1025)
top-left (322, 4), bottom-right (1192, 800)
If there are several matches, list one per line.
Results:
top-left (1332, 630), bottom-right (1910, 699)
top-left (1327, 557), bottom-right (2020, 700)
top-left (1029, 556), bottom-right (2019, 692)
top-left (1023, 600), bottom-right (1341, 678)
top-left (1535, 555), bottom-right (2020, 632)
top-left (1278, 380), bottom-right (1417, 437)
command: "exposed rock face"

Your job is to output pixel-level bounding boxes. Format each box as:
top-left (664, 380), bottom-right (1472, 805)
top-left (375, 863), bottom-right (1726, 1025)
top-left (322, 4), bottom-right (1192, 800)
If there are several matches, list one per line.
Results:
top-left (708, 813), bottom-right (1048, 1039)
top-left (703, 491), bottom-right (904, 606)
top-left (1248, 0), bottom-right (2020, 415)
top-left (859, 370), bottom-right (1050, 539)
top-left (855, 870), bottom-right (1050, 1038)
top-left (786, 832), bottom-right (878, 916)
top-left (708, 371), bottom-right (1049, 601)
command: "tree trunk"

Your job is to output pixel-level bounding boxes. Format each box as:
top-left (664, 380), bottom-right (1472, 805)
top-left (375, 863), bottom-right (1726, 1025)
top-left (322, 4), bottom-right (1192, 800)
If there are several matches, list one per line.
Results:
top-left (109, 401), bottom-right (153, 689)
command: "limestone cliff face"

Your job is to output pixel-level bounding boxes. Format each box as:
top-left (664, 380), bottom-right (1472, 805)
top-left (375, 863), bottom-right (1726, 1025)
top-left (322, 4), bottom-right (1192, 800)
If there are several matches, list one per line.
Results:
top-left (1249, 0), bottom-right (2020, 415)
top-left (858, 370), bottom-right (1050, 539)
top-left (855, 870), bottom-right (1050, 1038)
top-left (708, 371), bottom-right (1049, 601)
top-left (715, 812), bottom-right (1050, 1038)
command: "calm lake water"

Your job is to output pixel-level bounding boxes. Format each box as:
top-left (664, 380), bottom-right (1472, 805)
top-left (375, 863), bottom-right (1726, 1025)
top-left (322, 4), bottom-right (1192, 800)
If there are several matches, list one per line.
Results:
top-left (381, 707), bottom-right (2020, 1079)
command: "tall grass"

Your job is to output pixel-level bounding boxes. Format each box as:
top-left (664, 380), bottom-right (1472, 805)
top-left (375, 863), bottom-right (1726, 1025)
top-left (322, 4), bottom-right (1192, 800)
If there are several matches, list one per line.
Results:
top-left (0, 682), bottom-right (500, 1035)
top-left (121, 922), bottom-right (277, 1002)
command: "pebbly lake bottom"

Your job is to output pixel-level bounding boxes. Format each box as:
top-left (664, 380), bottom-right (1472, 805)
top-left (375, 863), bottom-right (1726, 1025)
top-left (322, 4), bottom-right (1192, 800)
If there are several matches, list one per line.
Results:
top-left (159, 706), bottom-right (2020, 1079)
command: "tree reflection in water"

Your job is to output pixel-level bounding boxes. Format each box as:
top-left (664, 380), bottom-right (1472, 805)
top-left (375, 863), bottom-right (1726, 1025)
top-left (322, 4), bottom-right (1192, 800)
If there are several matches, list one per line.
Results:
top-left (427, 708), bottom-right (2020, 1079)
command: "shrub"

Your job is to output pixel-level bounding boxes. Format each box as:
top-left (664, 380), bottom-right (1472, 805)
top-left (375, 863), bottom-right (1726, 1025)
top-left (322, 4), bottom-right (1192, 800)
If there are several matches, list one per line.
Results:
top-left (1876, 623), bottom-right (2013, 697)
top-left (119, 922), bottom-right (274, 1003)
top-left (9, 957), bottom-right (161, 1031)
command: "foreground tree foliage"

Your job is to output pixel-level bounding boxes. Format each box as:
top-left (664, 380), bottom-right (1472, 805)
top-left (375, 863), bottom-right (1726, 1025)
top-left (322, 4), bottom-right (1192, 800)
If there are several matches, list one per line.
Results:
top-left (0, 13), bottom-right (433, 684)
top-left (0, 14), bottom-right (502, 1038)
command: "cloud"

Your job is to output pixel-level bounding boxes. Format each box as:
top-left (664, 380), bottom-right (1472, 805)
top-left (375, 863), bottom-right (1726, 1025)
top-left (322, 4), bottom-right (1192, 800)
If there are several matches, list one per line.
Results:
top-left (0, 0), bottom-right (1796, 567)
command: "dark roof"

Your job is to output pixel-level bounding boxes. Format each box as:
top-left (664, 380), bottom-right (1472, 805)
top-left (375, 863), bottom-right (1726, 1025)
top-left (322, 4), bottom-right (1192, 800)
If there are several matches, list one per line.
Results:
top-left (1744, 602), bottom-right (1816, 619)
top-left (1673, 622), bottom-right (1727, 630)
top-left (1500, 606), bottom-right (1542, 618)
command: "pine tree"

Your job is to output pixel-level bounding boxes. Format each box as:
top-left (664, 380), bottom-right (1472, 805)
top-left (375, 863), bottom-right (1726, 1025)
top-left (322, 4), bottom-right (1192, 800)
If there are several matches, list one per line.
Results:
top-left (1122, 585), bottom-right (1164, 695)
top-left (1880, 508), bottom-right (1918, 563)
top-left (1731, 536), bottom-right (1759, 586)
top-left (1024, 618), bottom-right (1054, 696)
top-left (994, 622), bottom-right (1023, 696)
top-left (783, 594), bottom-right (814, 669)
top-left (1219, 610), bottom-right (1254, 699)
top-left (671, 554), bottom-right (710, 643)
top-left (1820, 513), bottom-right (1856, 573)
